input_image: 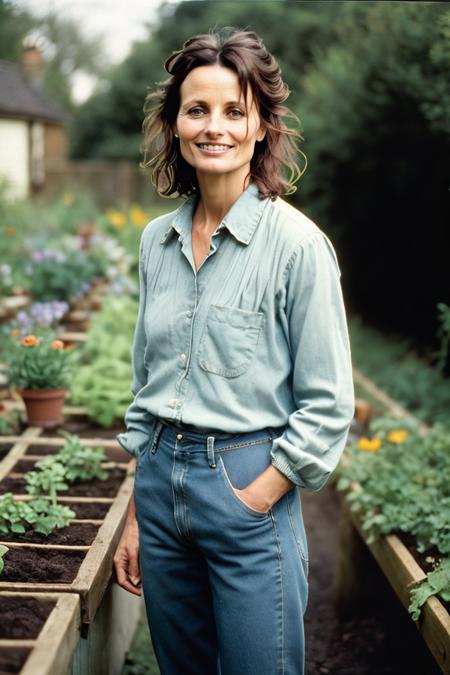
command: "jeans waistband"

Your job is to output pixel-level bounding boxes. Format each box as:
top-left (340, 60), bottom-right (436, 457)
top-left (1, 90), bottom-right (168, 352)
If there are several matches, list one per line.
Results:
top-left (157, 416), bottom-right (239, 441)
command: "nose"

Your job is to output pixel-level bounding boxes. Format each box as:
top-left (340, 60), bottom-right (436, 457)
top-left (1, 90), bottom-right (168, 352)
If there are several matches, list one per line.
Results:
top-left (203, 111), bottom-right (224, 137)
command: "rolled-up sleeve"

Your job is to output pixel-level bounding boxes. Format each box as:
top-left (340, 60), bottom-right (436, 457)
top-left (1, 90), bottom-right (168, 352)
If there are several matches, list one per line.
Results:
top-left (116, 234), bottom-right (156, 457)
top-left (270, 231), bottom-right (355, 491)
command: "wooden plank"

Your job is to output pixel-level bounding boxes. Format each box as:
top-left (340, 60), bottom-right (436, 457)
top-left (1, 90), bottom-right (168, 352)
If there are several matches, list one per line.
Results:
top-left (0, 426), bottom-right (136, 622)
top-left (340, 494), bottom-right (450, 674)
top-left (352, 367), bottom-right (429, 434)
top-left (13, 495), bottom-right (114, 504)
top-left (71, 472), bottom-right (134, 623)
top-left (0, 591), bottom-right (80, 675)
top-left (0, 542), bottom-right (90, 551)
top-left (54, 332), bottom-right (88, 343)
top-left (0, 471), bottom-right (135, 623)
top-left (20, 593), bottom-right (80, 675)
top-left (0, 436), bottom-right (126, 450)
top-left (0, 639), bottom-right (36, 647)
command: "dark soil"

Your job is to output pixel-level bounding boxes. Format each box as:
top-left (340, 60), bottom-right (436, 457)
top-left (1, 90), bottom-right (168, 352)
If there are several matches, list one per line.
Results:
top-left (42, 416), bottom-right (124, 439)
top-left (0, 467), bottom-right (126, 497)
top-left (0, 522), bottom-right (99, 546)
top-left (63, 501), bottom-right (111, 519)
top-left (23, 443), bottom-right (130, 463)
top-left (0, 596), bottom-right (56, 638)
top-left (1, 547), bottom-right (85, 583)
top-left (0, 647), bottom-right (31, 674)
top-left (302, 483), bottom-right (442, 675)
top-left (9, 459), bottom-right (38, 472)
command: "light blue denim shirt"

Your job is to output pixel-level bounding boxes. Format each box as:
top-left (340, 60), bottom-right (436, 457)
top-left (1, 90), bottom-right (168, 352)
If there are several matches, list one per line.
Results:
top-left (116, 180), bottom-right (355, 491)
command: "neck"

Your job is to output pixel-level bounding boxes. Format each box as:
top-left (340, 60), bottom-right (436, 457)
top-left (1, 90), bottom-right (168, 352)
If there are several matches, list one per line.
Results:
top-left (194, 172), bottom-right (252, 233)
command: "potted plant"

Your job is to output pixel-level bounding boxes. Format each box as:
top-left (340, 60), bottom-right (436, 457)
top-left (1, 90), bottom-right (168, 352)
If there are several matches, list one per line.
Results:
top-left (5, 333), bottom-right (76, 428)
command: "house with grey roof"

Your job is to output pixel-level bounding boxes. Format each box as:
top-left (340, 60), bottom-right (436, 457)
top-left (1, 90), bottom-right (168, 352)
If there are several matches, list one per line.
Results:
top-left (0, 45), bottom-right (68, 200)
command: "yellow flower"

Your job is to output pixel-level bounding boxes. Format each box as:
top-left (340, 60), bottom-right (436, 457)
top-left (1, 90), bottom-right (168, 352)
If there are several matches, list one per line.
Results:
top-left (50, 340), bottom-right (64, 350)
top-left (106, 209), bottom-right (127, 228)
top-left (387, 429), bottom-right (409, 444)
top-left (129, 206), bottom-right (147, 226)
top-left (21, 335), bottom-right (40, 347)
top-left (357, 436), bottom-right (382, 452)
top-left (63, 193), bottom-right (75, 205)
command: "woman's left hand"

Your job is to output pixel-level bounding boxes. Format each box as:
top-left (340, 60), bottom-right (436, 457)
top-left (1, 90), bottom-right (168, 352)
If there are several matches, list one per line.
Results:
top-left (233, 464), bottom-right (296, 513)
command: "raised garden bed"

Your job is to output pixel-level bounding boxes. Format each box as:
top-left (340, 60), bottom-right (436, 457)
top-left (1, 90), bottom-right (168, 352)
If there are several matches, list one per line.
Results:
top-left (0, 591), bottom-right (80, 675)
top-left (0, 425), bottom-right (135, 623)
top-left (337, 368), bottom-right (450, 675)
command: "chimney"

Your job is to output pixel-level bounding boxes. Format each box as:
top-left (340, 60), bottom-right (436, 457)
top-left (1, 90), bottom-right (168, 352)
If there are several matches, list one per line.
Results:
top-left (21, 45), bottom-right (45, 89)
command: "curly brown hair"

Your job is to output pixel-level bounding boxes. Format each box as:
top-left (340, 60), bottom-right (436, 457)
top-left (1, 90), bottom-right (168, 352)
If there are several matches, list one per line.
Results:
top-left (140, 28), bottom-right (306, 200)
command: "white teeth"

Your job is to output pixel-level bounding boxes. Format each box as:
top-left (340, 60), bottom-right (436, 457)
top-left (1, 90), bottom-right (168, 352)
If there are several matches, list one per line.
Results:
top-left (198, 144), bottom-right (231, 151)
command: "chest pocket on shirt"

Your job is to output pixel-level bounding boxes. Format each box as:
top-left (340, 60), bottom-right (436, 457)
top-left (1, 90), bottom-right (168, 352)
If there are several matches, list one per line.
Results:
top-left (198, 304), bottom-right (265, 378)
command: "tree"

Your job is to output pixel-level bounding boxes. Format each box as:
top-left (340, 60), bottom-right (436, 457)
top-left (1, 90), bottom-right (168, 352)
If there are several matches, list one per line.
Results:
top-left (0, 0), bottom-right (34, 61)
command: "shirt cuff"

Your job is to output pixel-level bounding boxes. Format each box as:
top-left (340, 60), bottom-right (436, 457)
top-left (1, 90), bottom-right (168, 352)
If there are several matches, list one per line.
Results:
top-left (270, 452), bottom-right (331, 492)
top-left (116, 429), bottom-right (152, 458)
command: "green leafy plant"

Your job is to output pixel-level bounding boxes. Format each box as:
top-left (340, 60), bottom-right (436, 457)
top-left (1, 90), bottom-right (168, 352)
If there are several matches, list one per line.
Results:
top-left (409, 558), bottom-right (450, 621)
top-left (336, 417), bottom-right (450, 619)
top-left (6, 332), bottom-right (76, 390)
top-left (57, 431), bottom-right (108, 482)
top-left (0, 404), bottom-right (20, 435)
top-left (24, 461), bottom-right (69, 505)
top-left (68, 295), bottom-right (141, 426)
top-left (0, 492), bottom-right (75, 537)
top-left (0, 544), bottom-right (9, 574)
top-left (24, 431), bottom-right (107, 505)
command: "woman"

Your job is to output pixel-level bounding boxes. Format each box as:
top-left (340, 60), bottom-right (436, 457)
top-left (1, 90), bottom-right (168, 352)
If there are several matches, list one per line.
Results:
top-left (114, 28), bottom-right (355, 675)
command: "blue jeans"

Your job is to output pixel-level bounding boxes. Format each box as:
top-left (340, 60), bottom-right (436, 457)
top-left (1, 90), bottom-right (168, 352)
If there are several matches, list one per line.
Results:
top-left (134, 418), bottom-right (309, 675)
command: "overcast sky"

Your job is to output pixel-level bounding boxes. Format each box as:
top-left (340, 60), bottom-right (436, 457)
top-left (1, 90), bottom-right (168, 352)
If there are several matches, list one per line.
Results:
top-left (14, 0), bottom-right (180, 102)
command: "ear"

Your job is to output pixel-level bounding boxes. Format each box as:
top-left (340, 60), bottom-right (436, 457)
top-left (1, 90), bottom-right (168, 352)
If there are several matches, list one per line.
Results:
top-left (256, 125), bottom-right (266, 142)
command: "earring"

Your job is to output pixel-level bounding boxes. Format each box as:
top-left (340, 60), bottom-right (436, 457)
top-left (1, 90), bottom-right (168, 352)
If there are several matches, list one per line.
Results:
top-left (174, 132), bottom-right (179, 138)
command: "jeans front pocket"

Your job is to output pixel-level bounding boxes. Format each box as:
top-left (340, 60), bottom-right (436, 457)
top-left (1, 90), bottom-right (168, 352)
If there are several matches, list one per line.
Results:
top-left (198, 304), bottom-right (264, 378)
top-left (217, 435), bottom-right (273, 518)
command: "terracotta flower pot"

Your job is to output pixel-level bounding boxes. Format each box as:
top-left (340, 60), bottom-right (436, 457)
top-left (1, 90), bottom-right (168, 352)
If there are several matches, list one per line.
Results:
top-left (17, 387), bottom-right (66, 428)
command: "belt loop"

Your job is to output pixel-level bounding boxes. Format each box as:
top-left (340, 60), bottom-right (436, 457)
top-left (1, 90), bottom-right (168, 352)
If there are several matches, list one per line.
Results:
top-left (150, 420), bottom-right (164, 454)
top-left (207, 436), bottom-right (216, 468)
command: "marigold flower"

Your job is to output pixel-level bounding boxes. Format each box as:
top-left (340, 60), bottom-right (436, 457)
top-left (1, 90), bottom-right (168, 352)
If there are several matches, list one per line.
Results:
top-left (357, 436), bottom-right (382, 452)
top-left (130, 207), bottom-right (147, 226)
top-left (10, 329), bottom-right (21, 336)
top-left (5, 227), bottom-right (14, 236)
top-left (50, 340), bottom-right (64, 350)
top-left (106, 209), bottom-right (127, 228)
top-left (387, 429), bottom-right (409, 444)
top-left (21, 335), bottom-right (40, 347)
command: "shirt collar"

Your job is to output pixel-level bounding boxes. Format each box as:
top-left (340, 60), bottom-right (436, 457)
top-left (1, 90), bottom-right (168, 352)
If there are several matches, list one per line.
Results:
top-left (159, 181), bottom-right (267, 246)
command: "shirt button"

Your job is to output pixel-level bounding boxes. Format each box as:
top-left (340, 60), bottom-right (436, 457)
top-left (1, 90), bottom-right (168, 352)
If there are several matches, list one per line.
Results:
top-left (176, 433), bottom-right (183, 440)
top-left (180, 353), bottom-right (186, 360)
top-left (185, 310), bottom-right (193, 317)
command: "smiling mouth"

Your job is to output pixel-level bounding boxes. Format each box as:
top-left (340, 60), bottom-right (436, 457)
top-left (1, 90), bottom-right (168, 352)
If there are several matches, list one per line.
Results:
top-left (196, 143), bottom-right (234, 152)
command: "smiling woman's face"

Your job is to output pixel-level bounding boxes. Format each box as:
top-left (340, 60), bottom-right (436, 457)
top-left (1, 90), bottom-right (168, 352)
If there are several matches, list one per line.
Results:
top-left (175, 64), bottom-right (266, 188)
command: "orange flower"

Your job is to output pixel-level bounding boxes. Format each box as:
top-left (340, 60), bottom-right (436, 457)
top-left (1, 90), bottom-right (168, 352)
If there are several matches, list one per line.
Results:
top-left (387, 429), bottom-right (409, 444)
top-left (357, 436), bottom-right (382, 452)
top-left (50, 340), bottom-right (64, 350)
top-left (10, 329), bottom-right (21, 336)
top-left (21, 335), bottom-right (40, 347)
top-left (5, 227), bottom-right (14, 236)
